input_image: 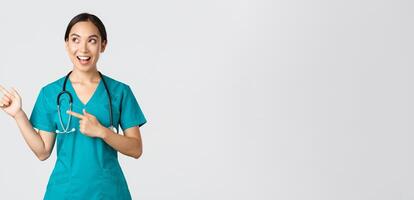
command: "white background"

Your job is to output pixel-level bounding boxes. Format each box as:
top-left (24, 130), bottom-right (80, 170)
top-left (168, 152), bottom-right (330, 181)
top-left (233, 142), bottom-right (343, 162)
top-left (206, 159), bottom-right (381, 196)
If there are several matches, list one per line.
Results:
top-left (0, 0), bottom-right (413, 199)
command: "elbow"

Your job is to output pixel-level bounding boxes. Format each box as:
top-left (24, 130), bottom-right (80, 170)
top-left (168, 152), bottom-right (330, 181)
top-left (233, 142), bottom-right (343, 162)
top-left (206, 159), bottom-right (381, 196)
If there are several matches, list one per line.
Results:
top-left (131, 140), bottom-right (143, 159)
top-left (36, 151), bottom-right (51, 161)
top-left (132, 150), bottom-right (143, 159)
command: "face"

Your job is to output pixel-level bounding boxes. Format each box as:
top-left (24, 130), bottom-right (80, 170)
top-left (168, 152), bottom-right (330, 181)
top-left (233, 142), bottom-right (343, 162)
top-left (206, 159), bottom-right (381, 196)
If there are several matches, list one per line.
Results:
top-left (65, 21), bottom-right (106, 72)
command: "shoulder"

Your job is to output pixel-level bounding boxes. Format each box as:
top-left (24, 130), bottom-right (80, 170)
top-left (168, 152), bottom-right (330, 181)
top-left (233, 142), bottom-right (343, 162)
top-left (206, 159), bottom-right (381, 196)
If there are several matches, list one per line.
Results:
top-left (101, 74), bottom-right (140, 106)
top-left (38, 76), bottom-right (66, 95)
top-left (101, 74), bottom-right (130, 89)
top-left (101, 74), bottom-right (137, 96)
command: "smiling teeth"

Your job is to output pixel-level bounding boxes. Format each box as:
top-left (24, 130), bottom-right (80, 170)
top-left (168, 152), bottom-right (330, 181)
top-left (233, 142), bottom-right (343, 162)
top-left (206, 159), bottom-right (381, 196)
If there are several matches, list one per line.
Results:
top-left (77, 56), bottom-right (90, 60)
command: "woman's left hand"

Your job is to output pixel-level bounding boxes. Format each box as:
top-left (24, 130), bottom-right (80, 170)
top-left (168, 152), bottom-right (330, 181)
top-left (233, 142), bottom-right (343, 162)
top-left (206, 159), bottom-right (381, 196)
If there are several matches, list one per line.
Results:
top-left (67, 109), bottom-right (106, 138)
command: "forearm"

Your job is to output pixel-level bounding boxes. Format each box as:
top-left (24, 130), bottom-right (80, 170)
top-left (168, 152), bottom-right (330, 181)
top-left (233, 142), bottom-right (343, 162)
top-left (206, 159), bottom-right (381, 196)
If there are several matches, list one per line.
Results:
top-left (13, 110), bottom-right (48, 159)
top-left (100, 127), bottom-right (142, 159)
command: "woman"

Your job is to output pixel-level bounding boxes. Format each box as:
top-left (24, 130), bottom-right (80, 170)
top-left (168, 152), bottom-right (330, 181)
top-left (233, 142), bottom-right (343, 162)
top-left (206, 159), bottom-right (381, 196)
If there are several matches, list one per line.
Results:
top-left (0, 13), bottom-right (147, 200)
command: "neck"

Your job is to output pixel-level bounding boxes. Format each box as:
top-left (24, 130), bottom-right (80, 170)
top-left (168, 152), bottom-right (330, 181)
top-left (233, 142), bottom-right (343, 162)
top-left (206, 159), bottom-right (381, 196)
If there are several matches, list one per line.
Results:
top-left (69, 68), bottom-right (100, 84)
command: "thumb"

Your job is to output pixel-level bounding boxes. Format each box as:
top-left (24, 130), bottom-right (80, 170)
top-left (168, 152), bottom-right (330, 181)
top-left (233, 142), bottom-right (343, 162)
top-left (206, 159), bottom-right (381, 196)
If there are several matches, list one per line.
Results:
top-left (83, 108), bottom-right (92, 116)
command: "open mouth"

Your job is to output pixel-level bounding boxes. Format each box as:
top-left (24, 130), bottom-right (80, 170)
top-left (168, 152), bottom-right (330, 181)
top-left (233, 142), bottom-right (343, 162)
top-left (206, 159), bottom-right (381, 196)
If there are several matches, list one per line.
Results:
top-left (77, 56), bottom-right (91, 61)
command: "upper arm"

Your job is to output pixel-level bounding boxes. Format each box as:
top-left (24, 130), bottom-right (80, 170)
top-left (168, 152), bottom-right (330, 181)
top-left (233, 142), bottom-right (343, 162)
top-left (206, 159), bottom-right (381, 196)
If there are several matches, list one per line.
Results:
top-left (38, 130), bottom-right (56, 156)
top-left (123, 126), bottom-right (142, 143)
top-left (119, 85), bottom-right (147, 130)
top-left (30, 88), bottom-right (57, 133)
top-left (118, 85), bottom-right (146, 156)
top-left (123, 126), bottom-right (143, 157)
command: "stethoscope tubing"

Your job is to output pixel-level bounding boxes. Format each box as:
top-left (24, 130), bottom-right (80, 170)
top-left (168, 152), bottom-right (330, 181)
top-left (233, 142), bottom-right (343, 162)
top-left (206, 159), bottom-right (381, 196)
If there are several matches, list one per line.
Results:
top-left (56, 71), bottom-right (115, 133)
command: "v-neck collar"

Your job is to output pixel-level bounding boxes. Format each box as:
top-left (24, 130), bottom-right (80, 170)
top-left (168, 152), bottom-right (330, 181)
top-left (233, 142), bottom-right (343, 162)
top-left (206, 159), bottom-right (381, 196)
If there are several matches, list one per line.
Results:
top-left (67, 77), bottom-right (103, 107)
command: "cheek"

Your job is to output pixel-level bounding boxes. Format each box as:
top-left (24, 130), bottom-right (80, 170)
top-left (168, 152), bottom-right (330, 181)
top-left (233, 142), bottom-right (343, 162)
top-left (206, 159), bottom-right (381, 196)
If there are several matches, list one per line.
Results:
top-left (89, 47), bottom-right (101, 60)
top-left (67, 45), bottom-right (78, 54)
top-left (89, 45), bottom-right (100, 53)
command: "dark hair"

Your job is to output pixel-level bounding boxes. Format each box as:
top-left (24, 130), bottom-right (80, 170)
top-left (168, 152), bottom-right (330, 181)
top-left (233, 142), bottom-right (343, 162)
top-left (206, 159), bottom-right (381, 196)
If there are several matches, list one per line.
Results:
top-left (64, 13), bottom-right (107, 43)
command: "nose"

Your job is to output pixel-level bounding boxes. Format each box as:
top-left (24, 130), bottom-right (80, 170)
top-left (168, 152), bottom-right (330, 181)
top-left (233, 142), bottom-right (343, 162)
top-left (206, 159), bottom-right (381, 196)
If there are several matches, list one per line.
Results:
top-left (79, 41), bottom-right (89, 53)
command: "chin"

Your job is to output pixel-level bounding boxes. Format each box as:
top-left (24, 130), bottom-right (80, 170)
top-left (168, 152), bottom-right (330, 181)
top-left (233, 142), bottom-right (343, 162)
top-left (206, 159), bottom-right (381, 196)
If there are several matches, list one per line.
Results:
top-left (73, 64), bottom-right (97, 72)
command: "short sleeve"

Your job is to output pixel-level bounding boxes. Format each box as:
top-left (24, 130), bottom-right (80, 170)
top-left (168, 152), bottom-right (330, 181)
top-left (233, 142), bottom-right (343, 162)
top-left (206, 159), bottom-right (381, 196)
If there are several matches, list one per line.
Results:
top-left (119, 85), bottom-right (147, 130)
top-left (29, 88), bottom-right (56, 133)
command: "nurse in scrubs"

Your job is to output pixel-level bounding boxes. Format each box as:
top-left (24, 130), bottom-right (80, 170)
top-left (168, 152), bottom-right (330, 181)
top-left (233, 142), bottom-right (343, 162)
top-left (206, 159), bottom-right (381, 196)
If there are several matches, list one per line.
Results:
top-left (0, 13), bottom-right (146, 200)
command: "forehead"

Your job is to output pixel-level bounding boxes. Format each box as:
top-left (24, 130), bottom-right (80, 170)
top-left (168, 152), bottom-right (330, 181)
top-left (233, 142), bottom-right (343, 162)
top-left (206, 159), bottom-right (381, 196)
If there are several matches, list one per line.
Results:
top-left (69, 21), bottom-right (100, 37)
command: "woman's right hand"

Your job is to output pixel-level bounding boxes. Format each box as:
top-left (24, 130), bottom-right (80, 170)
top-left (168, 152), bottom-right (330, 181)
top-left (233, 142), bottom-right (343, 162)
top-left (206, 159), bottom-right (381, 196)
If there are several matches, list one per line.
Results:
top-left (0, 85), bottom-right (22, 118)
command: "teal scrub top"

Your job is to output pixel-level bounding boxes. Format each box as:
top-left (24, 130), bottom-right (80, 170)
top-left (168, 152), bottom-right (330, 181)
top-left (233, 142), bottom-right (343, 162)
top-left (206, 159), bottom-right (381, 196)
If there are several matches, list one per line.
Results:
top-left (29, 74), bottom-right (147, 200)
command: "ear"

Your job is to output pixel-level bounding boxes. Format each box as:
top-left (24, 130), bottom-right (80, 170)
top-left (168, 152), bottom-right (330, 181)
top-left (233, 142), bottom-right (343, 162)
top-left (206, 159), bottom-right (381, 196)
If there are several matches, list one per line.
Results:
top-left (100, 40), bottom-right (107, 53)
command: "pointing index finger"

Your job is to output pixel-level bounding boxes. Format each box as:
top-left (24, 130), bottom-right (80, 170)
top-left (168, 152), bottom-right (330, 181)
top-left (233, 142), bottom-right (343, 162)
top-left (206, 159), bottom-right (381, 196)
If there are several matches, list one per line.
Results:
top-left (0, 85), bottom-right (14, 99)
top-left (66, 110), bottom-right (85, 119)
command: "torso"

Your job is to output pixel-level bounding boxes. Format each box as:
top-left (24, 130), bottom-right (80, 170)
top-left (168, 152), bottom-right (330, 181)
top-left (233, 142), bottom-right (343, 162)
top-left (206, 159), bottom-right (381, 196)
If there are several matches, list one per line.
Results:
top-left (41, 74), bottom-right (132, 199)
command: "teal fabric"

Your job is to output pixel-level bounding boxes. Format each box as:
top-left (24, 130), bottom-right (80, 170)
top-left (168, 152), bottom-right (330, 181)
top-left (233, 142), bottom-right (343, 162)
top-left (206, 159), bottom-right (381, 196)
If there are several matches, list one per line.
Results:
top-left (29, 74), bottom-right (147, 200)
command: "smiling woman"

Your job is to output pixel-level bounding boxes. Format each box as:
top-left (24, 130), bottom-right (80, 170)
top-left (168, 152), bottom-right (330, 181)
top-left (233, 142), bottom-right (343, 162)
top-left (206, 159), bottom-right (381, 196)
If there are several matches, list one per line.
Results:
top-left (0, 13), bottom-right (147, 200)
top-left (64, 14), bottom-right (107, 72)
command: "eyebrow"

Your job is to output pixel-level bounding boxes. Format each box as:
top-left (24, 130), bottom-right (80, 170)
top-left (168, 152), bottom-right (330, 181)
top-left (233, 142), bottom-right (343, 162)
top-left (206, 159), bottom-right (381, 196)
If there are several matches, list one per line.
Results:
top-left (70, 33), bottom-right (99, 38)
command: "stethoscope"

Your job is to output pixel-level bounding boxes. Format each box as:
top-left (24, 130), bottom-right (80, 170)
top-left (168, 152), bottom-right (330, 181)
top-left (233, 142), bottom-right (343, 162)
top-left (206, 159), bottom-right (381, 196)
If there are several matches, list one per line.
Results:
top-left (56, 71), bottom-right (117, 134)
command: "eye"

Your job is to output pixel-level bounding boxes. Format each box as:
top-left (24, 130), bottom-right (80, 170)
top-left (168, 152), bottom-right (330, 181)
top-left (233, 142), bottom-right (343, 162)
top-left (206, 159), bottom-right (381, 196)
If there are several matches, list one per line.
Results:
top-left (89, 38), bottom-right (97, 44)
top-left (71, 37), bottom-right (79, 43)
